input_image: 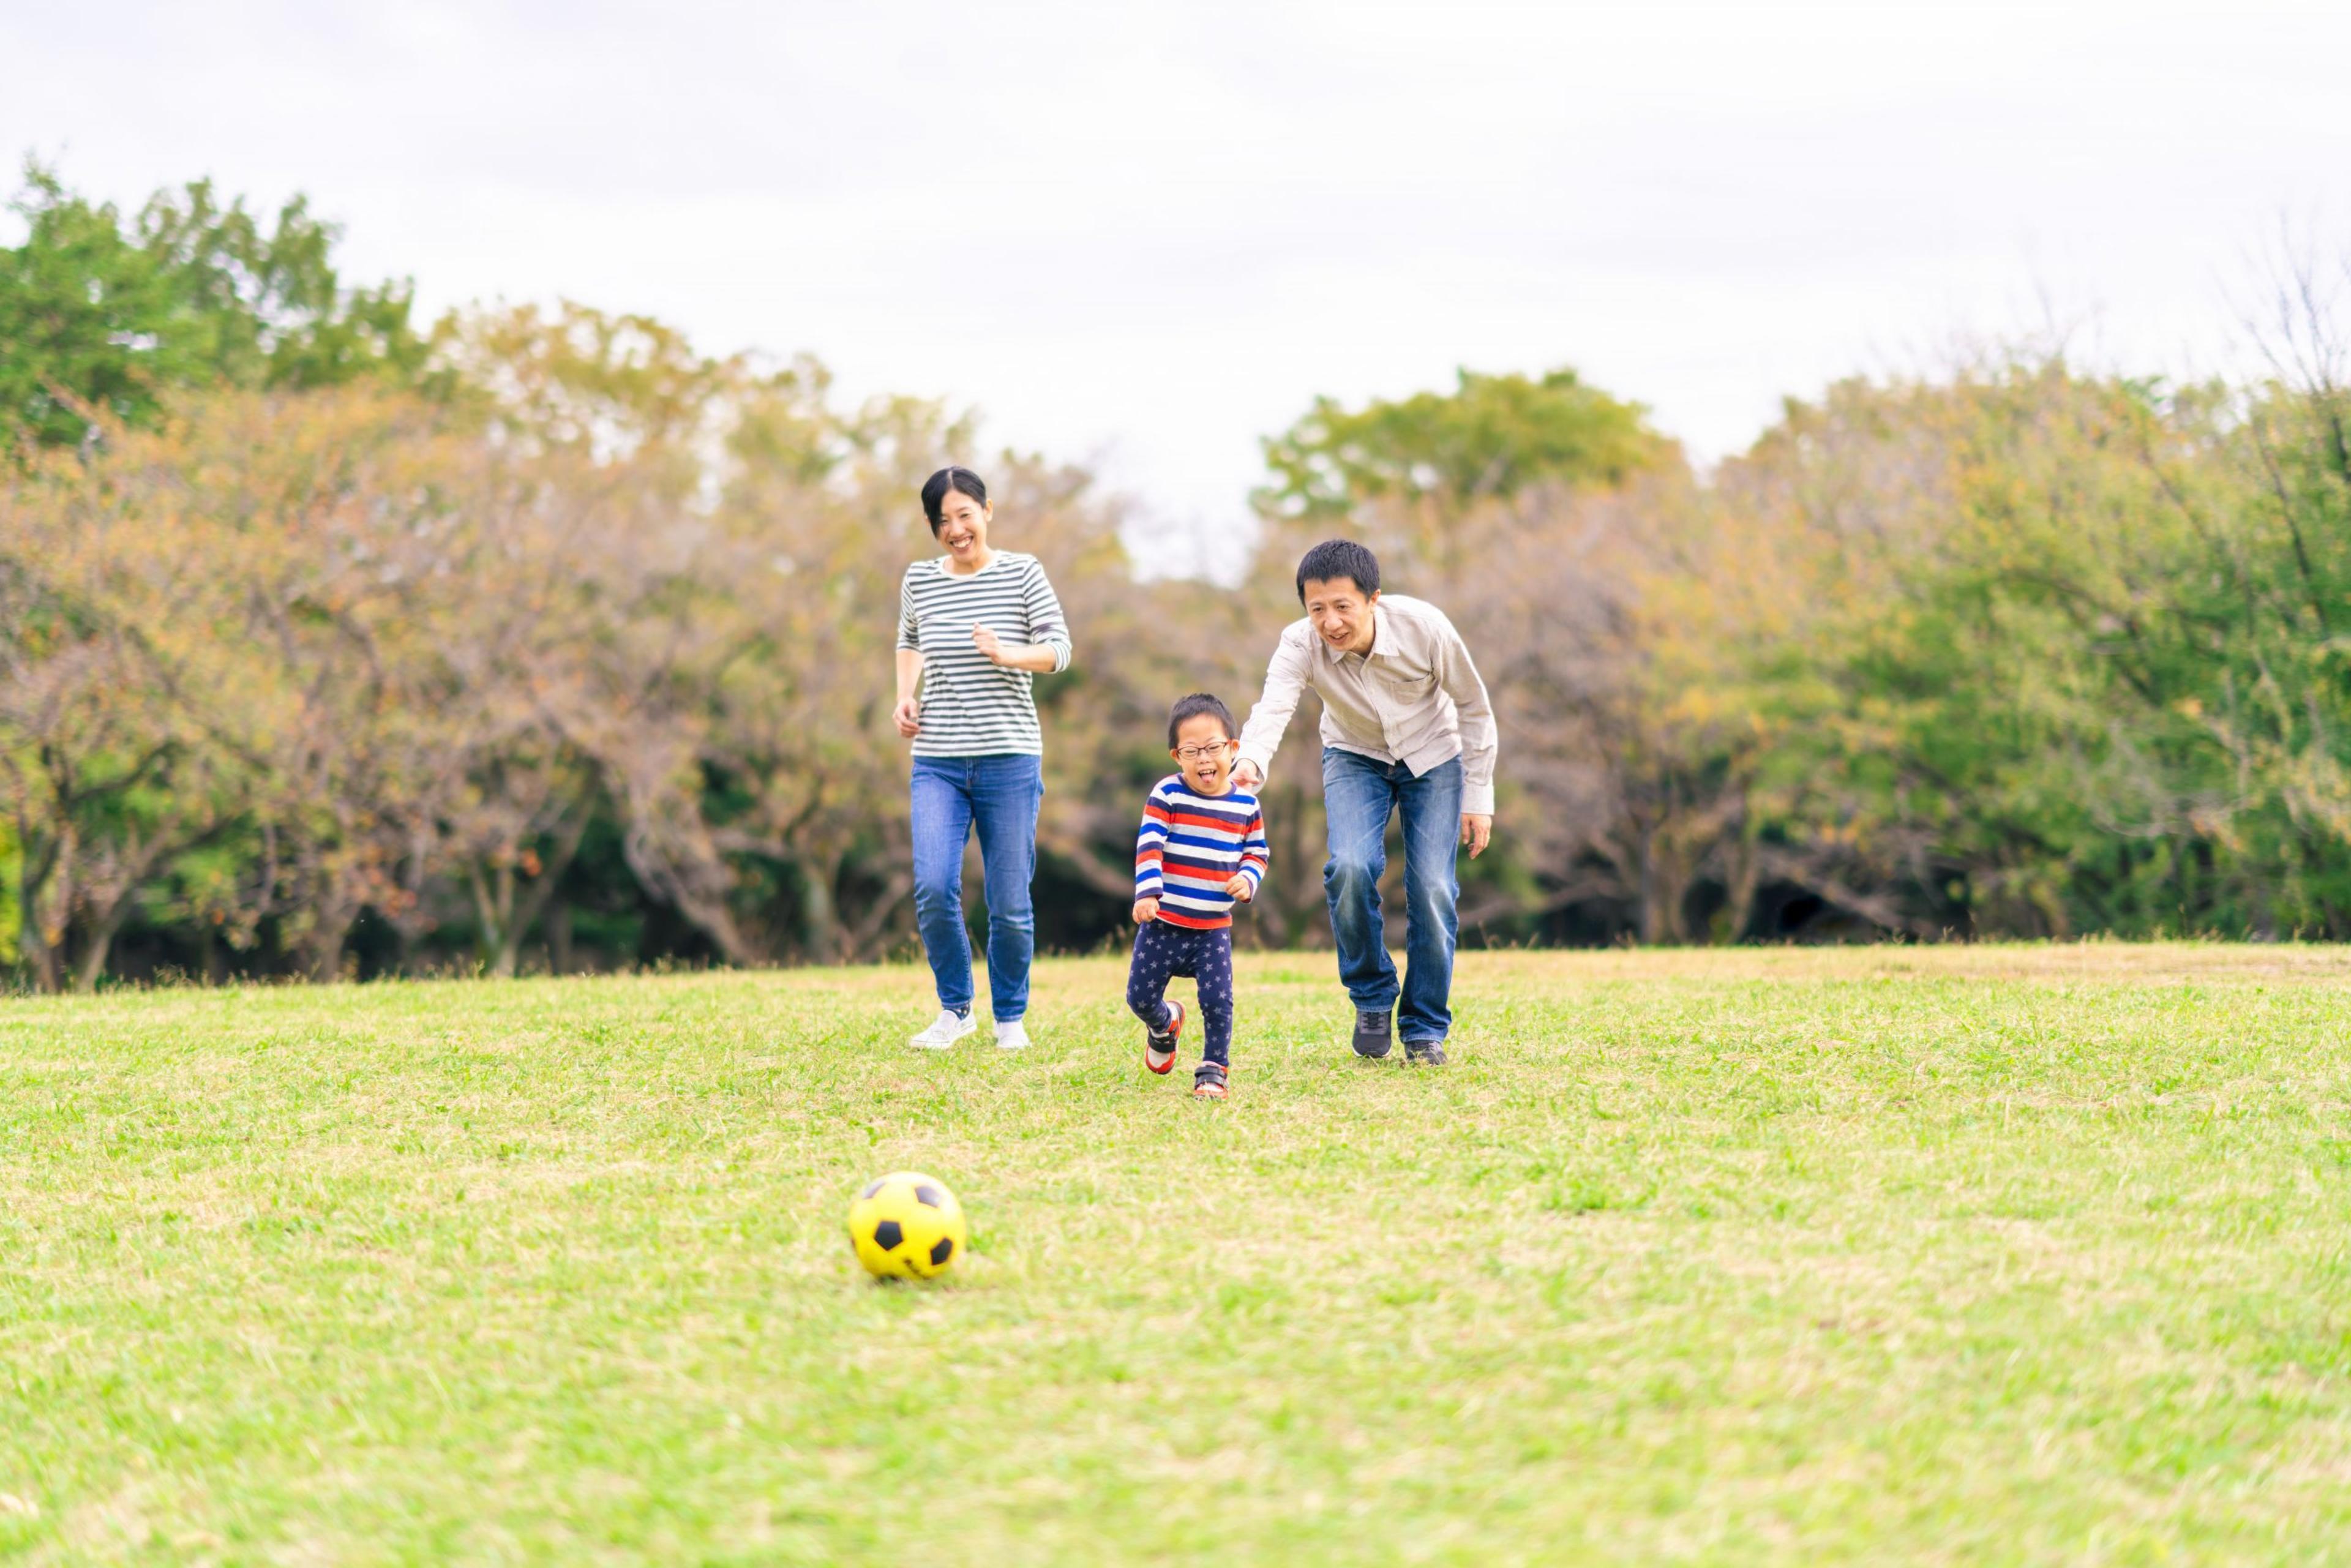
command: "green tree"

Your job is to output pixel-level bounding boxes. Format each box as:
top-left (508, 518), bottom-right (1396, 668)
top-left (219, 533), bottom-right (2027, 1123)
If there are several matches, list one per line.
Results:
top-left (0, 819), bottom-right (20, 965)
top-left (1256, 366), bottom-right (1670, 520)
top-left (0, 162), bottom-right (424, 454)
top-left (1238, 365), bottom-right (1686, 946)
top-left (1728, 351), bottom-right (2351, 942)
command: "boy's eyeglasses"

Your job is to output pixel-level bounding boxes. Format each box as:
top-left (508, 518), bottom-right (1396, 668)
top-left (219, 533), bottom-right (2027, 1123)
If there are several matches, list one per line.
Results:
top-left (1174, 741), bottom-right (1234, 763)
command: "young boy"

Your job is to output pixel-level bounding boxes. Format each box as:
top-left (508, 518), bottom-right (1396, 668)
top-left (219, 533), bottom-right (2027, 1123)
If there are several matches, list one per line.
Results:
top-left (1129, 693), bottom-right (1269, 1100)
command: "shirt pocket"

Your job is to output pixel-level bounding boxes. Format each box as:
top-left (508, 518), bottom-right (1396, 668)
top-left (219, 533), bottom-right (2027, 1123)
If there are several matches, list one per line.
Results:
top-left (1376, 668), bottom-right (1438, 706)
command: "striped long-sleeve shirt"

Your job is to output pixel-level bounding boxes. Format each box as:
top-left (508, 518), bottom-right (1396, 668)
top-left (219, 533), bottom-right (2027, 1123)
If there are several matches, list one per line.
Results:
top-left (1133, 776), bottom-right (1269, 931)
top-left (897, 552), bottom-right (1073, 757)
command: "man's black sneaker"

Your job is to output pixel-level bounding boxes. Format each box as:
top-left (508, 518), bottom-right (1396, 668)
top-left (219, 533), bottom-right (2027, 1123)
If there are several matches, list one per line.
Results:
top-left (1351, 1009), bottom-right (1393, 1059)
top-left (1404, 1038), bottom-right (1448, 1066)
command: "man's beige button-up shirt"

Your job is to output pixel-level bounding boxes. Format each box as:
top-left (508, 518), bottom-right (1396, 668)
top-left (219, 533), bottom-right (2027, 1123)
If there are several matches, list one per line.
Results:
top-left (1235, 594), bottom-right (1498, 816)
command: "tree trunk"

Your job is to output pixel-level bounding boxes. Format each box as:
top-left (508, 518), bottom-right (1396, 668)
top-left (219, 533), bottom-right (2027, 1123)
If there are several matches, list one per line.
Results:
top-left (23, 929), bottom-right (61, 994)
top-left (490, 795), bottom-right (597, 977)
top-left (1711, 821), bottom-right (1761, 945)
top-left (617, 820), bottom-right (765, 967)
top-left (547, 900), bottom-right (572, 974)
top-left (470, 860), bottom-right (517, 977)
top-left (1637, 824), bottom-right (1691, 945)
top-left (18, 834), bottom-right (66, 993)
top-left (71, 907), bottom-right (132, 992)
top-left (301, 909), bottom-right (357, 983)
top-left (844, 869), bottom-right (915, 961)
top-left (800, 858), bottom-right (841, 965)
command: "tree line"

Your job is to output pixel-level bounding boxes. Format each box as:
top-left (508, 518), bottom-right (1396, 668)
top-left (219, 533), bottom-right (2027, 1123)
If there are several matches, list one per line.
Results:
top-left (4, 164), bottom-right (2349, 989)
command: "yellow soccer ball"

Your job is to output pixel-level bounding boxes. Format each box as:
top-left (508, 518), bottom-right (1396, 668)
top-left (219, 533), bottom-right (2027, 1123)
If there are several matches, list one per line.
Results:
top-left (847, 1171), bottom-right (969, 1280)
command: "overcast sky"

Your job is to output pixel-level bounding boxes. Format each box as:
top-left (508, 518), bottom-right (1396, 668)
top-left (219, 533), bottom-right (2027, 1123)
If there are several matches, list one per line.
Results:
top-left (6, 2), bottom-right (2347, 570)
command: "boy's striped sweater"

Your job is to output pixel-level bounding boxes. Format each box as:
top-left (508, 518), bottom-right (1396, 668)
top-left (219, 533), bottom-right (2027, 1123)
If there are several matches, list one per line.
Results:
top-left (1133, 776), bottom-right (1269, 931)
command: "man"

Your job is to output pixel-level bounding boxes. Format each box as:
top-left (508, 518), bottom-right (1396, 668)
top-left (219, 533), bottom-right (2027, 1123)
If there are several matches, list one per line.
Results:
top-left (1232, 539), bottom-right (1496, 1065)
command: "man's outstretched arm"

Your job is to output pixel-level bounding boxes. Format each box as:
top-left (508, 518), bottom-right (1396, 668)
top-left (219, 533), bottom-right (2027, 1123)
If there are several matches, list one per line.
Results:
top-left (1232, 631), bottom-right (1310, 791)
top-left (1437, 617), bottom-right (1498, 857)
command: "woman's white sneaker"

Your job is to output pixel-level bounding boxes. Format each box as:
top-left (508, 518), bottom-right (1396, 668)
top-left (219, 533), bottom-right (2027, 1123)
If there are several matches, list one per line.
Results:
top-left (909, 1010), bottom-right (978, 1051)
top-left (994, 1019), bottom-right (1031, 1052)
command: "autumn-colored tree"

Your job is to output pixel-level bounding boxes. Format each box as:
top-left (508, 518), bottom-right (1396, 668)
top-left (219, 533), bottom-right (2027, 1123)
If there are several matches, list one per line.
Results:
top-left (0, 421), bottom-right (247, 988)
top-left (13, 166), bottom-right (2351, 986)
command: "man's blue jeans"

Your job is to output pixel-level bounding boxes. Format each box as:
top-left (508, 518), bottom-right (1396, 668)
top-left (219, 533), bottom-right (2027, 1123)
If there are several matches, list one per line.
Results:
top-left (910, 754), bottom-right (1043, 1022)
top-left (1322, 748), bottom-right (1462, 1044)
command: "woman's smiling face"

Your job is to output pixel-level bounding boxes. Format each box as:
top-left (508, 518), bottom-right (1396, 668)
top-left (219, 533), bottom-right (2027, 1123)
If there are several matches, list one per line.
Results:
top-left (933, 489), bottom-right (991, 566)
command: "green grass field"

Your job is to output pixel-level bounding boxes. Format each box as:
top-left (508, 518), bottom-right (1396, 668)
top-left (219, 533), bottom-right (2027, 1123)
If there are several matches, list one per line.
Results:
top-left (6, 945), bottom-right (2351, 1563)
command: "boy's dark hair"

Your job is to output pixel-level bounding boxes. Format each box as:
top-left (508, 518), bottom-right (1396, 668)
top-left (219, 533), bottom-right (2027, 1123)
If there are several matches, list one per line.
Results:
top-left (920, 466), bottom-right (988, 533)
top-left (1295, 538), bottom-right (1381, 602)
top-left (1167, 692), bottom-right (1239, 748)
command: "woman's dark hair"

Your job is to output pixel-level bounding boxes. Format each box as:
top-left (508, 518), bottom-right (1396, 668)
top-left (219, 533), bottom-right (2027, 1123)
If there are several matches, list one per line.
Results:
top-left (1167, 692), bottom-right (1239, 748)
top-left (921, 466), bottom-right (988, 533)
top-left (1295, 538), bottom-right (1381, 602)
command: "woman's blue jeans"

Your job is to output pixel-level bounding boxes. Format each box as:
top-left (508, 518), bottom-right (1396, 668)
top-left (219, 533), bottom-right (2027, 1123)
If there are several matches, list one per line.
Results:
top-left (910, 754), bottom-right (1043, 1022)
top-left (1321, 747), bottom-right (1462, 1044)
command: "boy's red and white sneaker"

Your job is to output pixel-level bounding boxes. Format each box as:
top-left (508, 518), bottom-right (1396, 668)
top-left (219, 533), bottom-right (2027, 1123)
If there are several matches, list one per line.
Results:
top-left (1144, 1000), bottom-right (1184, 1075)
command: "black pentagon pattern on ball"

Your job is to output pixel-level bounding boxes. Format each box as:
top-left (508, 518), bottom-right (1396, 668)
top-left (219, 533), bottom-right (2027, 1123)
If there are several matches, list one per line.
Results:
top-left (861, 1179), bottom-right (887, 1200)
top-left (914, 1184), bottom-right (945, 1209)
top-left (872, 1218), bottom-right (904, 1250)
top-left (929, 1236), bottom-right (954, 1267)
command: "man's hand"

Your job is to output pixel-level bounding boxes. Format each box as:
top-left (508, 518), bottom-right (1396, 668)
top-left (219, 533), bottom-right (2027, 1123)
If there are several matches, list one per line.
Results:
top-left (1231, 759), bottom-right (1264, 791)
top-left (1132, 897), bottom-right (1159, 925)
top-left (1460, 812), bottom-right (1492, 859)
top-left (891, 696), bottom-right (921, 738)
top-left (1224, 872), bottom-right (1255, 902)
top-left (971, 623), bottom-right (1006, 664)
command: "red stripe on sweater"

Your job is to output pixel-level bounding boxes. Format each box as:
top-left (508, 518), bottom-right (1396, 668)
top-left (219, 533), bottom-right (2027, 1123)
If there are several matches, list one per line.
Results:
top-left (1157, 808), bottom-right (1260, 833)
top-left (1152, 909), bottom-right (1232, 931)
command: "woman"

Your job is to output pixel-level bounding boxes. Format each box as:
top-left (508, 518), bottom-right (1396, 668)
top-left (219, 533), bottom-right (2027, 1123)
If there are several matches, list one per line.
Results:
top-left (893, 465), bottom-right (1073, 1051)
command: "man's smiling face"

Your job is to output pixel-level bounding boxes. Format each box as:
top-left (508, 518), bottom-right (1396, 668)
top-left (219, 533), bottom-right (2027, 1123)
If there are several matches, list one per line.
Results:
top-left (1300, 576), bottom-right (1378, 656)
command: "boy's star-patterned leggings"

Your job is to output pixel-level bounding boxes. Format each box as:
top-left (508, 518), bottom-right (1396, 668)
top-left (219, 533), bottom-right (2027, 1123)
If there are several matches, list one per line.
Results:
top-left (1126, 920), bottom-right (1235, 1068)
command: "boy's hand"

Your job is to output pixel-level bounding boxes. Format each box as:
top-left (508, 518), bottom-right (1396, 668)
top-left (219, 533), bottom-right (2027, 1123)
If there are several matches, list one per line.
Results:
top-left (1132, 898), bottom-right (1159, 925)
top-left (1224, 872), bottom-right (1255, 902)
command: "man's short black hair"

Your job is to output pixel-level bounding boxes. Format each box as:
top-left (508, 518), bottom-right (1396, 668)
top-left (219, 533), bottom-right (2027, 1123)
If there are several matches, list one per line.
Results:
top-left (1295, 538), bottom-right (1381, 603)
top-left (1168, 692), bottom-right (1238, 749)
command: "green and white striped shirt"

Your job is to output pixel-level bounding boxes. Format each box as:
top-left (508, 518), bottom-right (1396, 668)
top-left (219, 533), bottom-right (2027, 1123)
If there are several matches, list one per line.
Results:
top-left (896, 552), bottom-right (1073, 757)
